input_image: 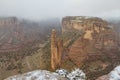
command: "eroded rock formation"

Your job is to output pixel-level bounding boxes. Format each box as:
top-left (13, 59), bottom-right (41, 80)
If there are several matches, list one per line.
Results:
top-left (62, 16), bottom-right (107, 32)
top-left (51, 29), bottom-right (63, 70)
top-left (61, 16), bottom-right (120, 79)
top-left (62, 16), bottom-right (118, 50)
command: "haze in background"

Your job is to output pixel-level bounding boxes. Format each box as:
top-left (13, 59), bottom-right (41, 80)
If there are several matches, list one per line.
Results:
top-left (0, 0), bottom-right (120, 20)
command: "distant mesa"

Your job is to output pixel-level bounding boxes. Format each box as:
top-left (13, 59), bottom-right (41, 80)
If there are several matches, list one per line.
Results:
top-left (62, 16), bottom-right (118, 50)
top-left (0, 17), bottom-right (18, 26)
top-left (0, 17), bottom-right (38, 53)
top-left (62, 16), bottom-right (108, 32)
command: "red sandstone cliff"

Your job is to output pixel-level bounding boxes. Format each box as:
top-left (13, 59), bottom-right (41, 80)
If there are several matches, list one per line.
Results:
top-left (61, 16), bottom-right (120, 79)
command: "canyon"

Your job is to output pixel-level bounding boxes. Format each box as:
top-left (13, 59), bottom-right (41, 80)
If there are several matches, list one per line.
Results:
top-left (0, 16), bottom-right (120, 80)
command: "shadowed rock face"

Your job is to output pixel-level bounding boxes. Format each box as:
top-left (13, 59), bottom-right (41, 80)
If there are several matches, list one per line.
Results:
top-left (68, 37), bottom-right (87, 67)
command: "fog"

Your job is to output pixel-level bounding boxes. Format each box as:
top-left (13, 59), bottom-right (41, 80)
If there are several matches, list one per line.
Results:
top-left (0, 0), bottom-right (120, 20)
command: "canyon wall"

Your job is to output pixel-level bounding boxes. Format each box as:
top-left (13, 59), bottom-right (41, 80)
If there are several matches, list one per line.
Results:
top-left (61, 17), bottom-right (120, 77)
top-left (62, 16), bottom-right (118, 50)
top-left (62, 16), bottom-right (107, 32)
top-left (0, 17), bottom-right (18, 26)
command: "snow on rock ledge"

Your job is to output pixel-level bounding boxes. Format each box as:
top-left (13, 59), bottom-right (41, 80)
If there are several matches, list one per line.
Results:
top-left (4, 70), bottom-right (66, 80)
top-left (109, 65), bottom-right (120, 80)
top-left (97, 65), bottom-right (120, 80)
top-left (67, 68), bottom-right (86, 80)
top-left (4, 68), bottom-right (86, 80)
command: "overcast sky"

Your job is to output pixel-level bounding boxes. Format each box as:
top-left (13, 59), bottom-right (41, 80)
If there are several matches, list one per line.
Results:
top-left (0, 0), bottom-right (120, 20)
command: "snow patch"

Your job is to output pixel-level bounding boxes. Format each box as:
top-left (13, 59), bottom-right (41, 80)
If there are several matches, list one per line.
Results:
top-left (56, 68), bottom-right (68, 77)
top-left (67, 68), bottom-right (86, 80)
top-left (5, 68), bottom-right (86, 80)
top-left (4, 70), bottom-right (63, 80)
top-left (109, 65), bottom-right (120, 80)
top-left (56, 68), bottom-right (86, 80)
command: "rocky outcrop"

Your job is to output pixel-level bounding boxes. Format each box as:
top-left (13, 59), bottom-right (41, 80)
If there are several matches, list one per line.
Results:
top-left (61, 16), bottom-right (120, 79)
top-left (5, 68), bottom-right (86, 80)
top-left (51, 29), bottom-right (63, 70)
top-left (62, 16), bottom-right (107, 32)
top-left (96, 65), bottom-right (120, 80)
top-left (62, 16), bottom-right (118, 50)
top-left (62, 16), bottom-right (118, 65)
top-left (4, 70), bottom-right (67, 80)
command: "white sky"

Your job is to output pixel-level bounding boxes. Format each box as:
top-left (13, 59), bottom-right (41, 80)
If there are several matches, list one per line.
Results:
top-left (0, 0), bottom-right (120, 20)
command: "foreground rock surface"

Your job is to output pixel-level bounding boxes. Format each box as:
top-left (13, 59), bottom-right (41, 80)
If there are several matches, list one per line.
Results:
top-left (4, 70), bottom-right (67, 80)
top-left (5, 65), bottom-right (120, 80)
top-left (4, 68), bottom-right (86, 80)
top-left (97, 65), bottom-right (120, 80)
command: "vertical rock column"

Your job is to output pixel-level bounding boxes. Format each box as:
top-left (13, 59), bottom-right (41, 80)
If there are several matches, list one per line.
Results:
top-left (51, 29), bottom-right (63, 70)
top-left (51, 29), bottom-right (59, 70)
top-left (57, 39), bottom-right (63, 68)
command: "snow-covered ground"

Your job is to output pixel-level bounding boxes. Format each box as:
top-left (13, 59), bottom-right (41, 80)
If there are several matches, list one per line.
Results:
top-left (4, 65), bottom-right (120, 80)
top-left (4, 68), bottom-right (86, 80)
top-left (4, 70), bottom-right (66, 80)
